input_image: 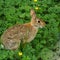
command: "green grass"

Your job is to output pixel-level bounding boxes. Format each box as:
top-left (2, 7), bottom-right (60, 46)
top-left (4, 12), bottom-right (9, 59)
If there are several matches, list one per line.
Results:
top-left (0, 0), bottom-right (60, 60)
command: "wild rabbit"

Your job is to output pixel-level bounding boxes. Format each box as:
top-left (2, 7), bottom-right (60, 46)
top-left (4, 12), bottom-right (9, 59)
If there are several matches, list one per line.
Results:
top-left (1, 9), bottom-right (46, 50)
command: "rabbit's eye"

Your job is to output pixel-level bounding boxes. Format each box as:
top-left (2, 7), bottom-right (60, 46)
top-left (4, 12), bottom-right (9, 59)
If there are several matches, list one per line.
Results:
top-left (38, 21), bottom-right (40, 23)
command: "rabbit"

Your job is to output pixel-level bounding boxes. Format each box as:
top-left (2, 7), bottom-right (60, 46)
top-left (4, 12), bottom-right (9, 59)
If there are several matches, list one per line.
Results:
top-left (1, 9), bottom-right (46, 50)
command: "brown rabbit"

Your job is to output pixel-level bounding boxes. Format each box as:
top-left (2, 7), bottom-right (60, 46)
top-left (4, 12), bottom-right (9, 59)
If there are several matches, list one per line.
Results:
top-left (1, 9), bottom-right (46, 50)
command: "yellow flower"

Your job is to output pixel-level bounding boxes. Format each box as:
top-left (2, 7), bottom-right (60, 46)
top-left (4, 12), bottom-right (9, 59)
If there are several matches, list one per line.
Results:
top-left (18, 52), bottom-right (23, 56)
top-left (34, 0), bottom-right (37, 2)
top-left (35, 7), bottom-right (39, 10)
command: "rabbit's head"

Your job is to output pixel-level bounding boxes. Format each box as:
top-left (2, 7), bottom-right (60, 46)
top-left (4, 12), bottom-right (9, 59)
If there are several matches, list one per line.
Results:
top-left (30, 9), bottom-right (46, 28)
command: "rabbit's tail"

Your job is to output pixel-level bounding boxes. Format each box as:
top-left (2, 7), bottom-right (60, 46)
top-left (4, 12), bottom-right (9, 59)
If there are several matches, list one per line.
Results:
top-left (0, 37), bottom-right (4, 49)
top-left (0, 44), bottom-right (4, 49)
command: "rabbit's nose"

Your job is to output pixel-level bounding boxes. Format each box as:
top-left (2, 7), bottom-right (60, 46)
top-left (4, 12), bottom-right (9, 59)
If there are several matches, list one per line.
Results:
top-left (45, 21), bottom-right (49, 24)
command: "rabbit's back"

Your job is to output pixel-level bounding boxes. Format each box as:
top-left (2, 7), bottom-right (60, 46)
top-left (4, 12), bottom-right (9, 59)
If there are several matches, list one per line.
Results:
top-left (1, 23), bottom-right (38, 49)
top-left (1, 24), bottom-right (22, 49)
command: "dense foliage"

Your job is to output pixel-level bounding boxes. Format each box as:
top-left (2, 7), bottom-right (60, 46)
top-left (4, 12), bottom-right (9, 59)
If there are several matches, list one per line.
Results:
top-left (0, 0), bottom-right (60, 60)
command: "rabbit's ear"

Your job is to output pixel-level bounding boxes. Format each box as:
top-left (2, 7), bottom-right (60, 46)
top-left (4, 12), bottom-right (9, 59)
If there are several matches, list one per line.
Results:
top-left (30, 9), bottom-right (36, 17)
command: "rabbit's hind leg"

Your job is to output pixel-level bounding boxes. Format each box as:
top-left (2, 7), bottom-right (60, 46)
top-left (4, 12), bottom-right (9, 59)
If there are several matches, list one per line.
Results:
top-left (4, 39), bottom-right (20, 50)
